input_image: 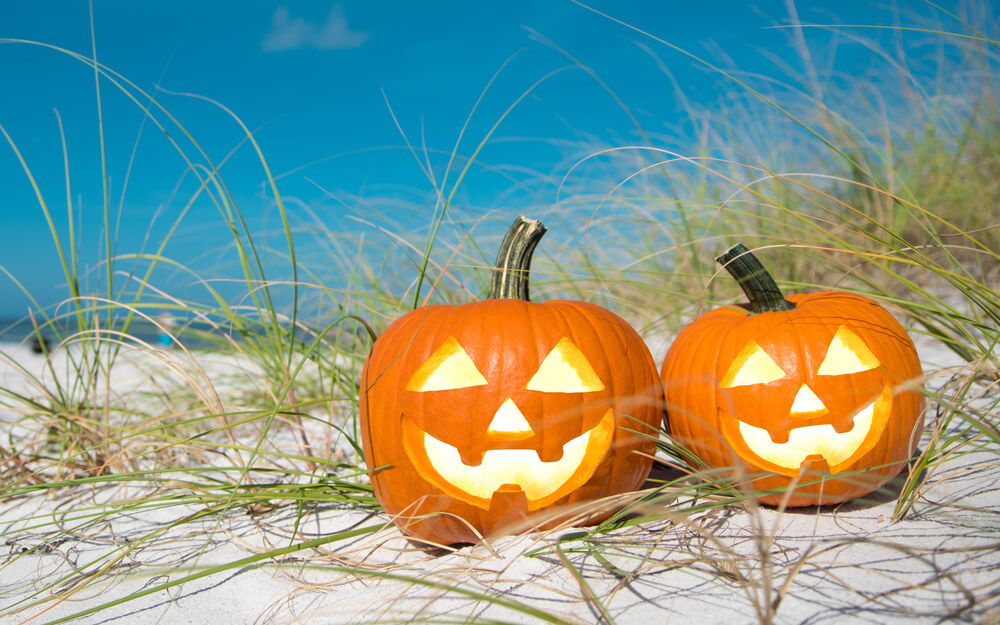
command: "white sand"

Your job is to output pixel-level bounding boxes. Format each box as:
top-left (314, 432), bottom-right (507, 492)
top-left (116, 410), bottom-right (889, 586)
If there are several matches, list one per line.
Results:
top-left (1, 336), bottom-right (998, 624)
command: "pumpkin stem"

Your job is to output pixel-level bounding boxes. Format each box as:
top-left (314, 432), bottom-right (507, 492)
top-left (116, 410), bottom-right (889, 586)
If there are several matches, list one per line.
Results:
top-left (716, 243), bottom-right (795, 313)
top-left (489, 216), bottom-right (546, 301)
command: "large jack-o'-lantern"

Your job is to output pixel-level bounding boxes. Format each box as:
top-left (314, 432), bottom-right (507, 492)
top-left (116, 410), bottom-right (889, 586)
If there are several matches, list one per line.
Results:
top-left (661, 244), bottom-right (924, 506)
top-left (360, 217), bottom-right (663, 544)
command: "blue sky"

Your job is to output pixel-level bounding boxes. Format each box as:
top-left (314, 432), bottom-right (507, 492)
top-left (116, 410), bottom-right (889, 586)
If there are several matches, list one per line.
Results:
top-left (0, 1), bottom-right (988, 322)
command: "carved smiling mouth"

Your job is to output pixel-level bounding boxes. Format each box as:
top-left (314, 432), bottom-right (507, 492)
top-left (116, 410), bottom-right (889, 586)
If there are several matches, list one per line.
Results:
top-left (732, 385), bottom-right (892, 475)
top-left (402, 410), bottom-right (615, 510)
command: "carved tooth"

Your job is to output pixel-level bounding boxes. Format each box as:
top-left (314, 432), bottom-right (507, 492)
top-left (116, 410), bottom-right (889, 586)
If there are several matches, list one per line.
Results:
top-left (458, 450), bottom-right (485, 467)
top-left (537, 445), bottom-right (565, 464)
top-left (832, 418), bottom-right (855, 434)
top-left (486, 488), bottom-right (531, 524)
top-left (800, 455), bottom-right (830, 473)
top-left (834, 400), bottom-right (875, 433)
top-left (768, 428), bottom-right (790, 444)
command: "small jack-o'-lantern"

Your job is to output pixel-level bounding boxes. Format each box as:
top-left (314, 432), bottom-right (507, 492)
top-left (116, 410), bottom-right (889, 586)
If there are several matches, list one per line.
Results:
top-left (360, 217), bottom-right (663, 544)
top-left (661, 244), bottom-right (924, 506)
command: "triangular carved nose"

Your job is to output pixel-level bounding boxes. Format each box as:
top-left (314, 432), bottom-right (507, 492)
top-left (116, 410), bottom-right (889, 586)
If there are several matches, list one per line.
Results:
top-left (789, 384), bottom-right (828, 418)
top-left (487, 398), bottom-right (535, 440)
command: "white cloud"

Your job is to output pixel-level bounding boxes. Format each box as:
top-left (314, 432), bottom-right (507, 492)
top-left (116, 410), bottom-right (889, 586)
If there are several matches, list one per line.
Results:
top-left (262, 4), bottom-right (370, 53)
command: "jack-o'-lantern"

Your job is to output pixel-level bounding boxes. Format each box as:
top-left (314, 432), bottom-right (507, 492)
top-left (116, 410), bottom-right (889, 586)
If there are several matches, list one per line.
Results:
top-left (360, 217), bottom-right (663, 544)
top-left (661, 244), bottom-right (924, 506)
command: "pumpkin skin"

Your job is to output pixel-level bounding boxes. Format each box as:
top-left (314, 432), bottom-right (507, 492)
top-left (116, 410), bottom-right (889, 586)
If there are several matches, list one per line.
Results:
top-left (661, 245), bottom-right (924, 506)
top-left (359, 218), bottom-right (663, 544)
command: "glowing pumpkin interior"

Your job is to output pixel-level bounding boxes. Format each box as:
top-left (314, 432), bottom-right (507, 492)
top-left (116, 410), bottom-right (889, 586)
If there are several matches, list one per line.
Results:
top-left (401, 336), bottom-right (614, 510)
top-left (720, 326), bottom-right (892, 474)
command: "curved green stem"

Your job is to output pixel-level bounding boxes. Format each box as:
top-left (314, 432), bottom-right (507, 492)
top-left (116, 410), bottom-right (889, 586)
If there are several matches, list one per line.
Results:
top-left (716, 243), bottom-right (795, 313)
top-left (489, 216), bottom-right (546, 301)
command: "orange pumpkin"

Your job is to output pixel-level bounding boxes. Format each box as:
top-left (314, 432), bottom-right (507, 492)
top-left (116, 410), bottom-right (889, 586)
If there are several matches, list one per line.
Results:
top-left (661, 244), bottom-right (924, 506)
top-left (359, 217), bottom-right (663, 544)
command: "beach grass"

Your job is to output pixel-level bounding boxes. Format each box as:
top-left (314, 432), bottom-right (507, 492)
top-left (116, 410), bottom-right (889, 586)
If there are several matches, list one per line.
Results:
top-left (1, 2), bottom-right (999, 624)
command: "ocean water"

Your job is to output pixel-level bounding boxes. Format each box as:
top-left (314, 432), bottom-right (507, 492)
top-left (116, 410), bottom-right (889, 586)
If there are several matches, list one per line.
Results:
top-left (0, 314), bottom-right (357, 353)
top-left (0, 316), bottom-right (219, 350)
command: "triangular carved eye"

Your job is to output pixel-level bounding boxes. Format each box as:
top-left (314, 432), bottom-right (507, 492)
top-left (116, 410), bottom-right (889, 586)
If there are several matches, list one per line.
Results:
top-left (407, 336), bottom-right (488, 392)
top-left (818, 326), bottom-right (880, 375)
top-left (526, 337), bottom-right (605, 393)
top-left (720, 340), bottom-right (786, 388)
